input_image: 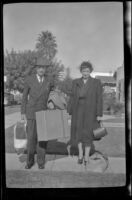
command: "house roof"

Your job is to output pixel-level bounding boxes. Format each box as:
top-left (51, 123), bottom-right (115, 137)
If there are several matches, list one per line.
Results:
top-left (95, 76), bottom-right (116, 83)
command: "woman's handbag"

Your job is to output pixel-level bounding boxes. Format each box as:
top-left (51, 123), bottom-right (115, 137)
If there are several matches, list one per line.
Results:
top-left (93, 120), bottom-right (108, 140)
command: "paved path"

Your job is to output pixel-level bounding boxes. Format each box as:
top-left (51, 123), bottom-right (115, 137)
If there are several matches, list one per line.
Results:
top-left (5, 112), bottom-right (126, 175)
top-left (6, 153), bottom-right (126, 174)
top-left (5, 112), bottom-right (125, 129)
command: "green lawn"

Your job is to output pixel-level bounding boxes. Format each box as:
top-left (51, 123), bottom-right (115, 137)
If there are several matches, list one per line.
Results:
top-left (94, 127), bottom-right (125, 157)
top-left (4, 105), bottom-right (21, 115)
top-left (6, 170), bottom-right (126, 188)
top-left (5, 105), bottom-right (125, 122)
top-left (103, 118), bottom-right (125, 123)
top-left (5, 125), bottom-right (125, 157)
top-left (4, 105), bottom-right (125, 157)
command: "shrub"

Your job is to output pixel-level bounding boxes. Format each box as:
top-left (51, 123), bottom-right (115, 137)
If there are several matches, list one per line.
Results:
top-left (112, 102), bottom-right (124, 114)
top-left (103, 92), bottom-right (124, 115)
top-left (103, 92), bottom-right (116, 112)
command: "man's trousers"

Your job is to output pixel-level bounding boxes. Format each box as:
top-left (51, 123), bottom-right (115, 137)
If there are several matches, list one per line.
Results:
top-left (26, 119), bottom-right (48, 166)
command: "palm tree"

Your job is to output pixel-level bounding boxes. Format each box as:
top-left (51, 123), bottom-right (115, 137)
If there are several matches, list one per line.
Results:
top-left (35, 31), bottom-right (58, 64)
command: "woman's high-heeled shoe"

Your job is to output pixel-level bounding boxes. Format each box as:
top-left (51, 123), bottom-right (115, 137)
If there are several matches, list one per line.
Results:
top-left (84, 158), bottom-right (90, 166)
top-left (78, 157), bottom-right (83, 164)
top-left (84, 160), bottom-right (87, 166)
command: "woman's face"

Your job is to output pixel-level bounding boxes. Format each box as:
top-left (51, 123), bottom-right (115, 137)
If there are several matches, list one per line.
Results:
top-left (81, 67), bottom-right (91, 79)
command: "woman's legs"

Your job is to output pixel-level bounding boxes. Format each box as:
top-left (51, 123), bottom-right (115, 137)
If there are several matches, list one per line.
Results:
top-left (84, 145), bottom-right (91, 163)
top-left (78, 142), bottom-right (91, 165)
top-left (77, 142), bottom-right (84, 164)
top-left (78, 142), bottom-right (83, 159)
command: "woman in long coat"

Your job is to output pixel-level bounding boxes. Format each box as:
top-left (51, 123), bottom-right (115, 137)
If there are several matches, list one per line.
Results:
top-left (67, 61), bottom-right (103, 165)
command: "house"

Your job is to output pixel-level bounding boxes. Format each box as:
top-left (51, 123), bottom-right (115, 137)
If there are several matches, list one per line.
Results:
top-left (95, 75), bottom-right (116, 93)
top-left (4, 75), bottom-right (22, 105)
top-left (4, 92), bottom-right (14, 105)
top-left (114, 64), bottom-right (124, 103)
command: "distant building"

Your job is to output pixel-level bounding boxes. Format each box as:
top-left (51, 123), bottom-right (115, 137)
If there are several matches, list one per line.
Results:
top-left (4, 92), bottom-right (14, 105)
top-left (91, 72), bottom-right (113, 78)
top-left (114, 64), bottom-right (124, 103)
top-left (71, 70), bottom-right (114, 79)
top-left (4, 75), bottom-right (8, 93)
top-left (4, 74), bottom-right (22, 105)
top-left (70, 71), bottom-right (116, 93)
top-left (4, 75), bottom-right (7, 82)
top-left (95, 75), bottom-right (116, 93)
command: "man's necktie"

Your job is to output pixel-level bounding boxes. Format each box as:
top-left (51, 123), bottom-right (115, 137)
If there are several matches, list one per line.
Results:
top-left (40, 77), bottom-right (43, 85)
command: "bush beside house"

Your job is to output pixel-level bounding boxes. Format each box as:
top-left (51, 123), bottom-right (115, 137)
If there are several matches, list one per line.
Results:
top-left (103, 92), bottom-right (124, 115)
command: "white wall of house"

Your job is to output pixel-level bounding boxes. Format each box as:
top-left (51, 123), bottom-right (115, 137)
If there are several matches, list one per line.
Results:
top-left (71, 71), bottom-right (114, 79)
top-left (116, 64), bottom-right (124, 102)
top-left (91, 72), bottom-right (114, 78)
top-left (4, 75), bottom-right (7, 82)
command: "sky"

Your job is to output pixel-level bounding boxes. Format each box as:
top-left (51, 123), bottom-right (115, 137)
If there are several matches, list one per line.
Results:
top-left (3, 2), bottom-right (123, 78)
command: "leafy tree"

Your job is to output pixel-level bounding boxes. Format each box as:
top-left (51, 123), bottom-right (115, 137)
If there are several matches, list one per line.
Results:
top-left (4, 30), bottom-right (69, 94)
top-left (4, 49), bottom-right (37, 93)
top-left (35, 31), bottom-right (57, 64)
top-left (58, 67), bottom-right (73, 96)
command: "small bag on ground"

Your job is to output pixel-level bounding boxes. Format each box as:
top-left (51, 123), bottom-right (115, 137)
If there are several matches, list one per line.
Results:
top-left (88, 151), bottom-right (109, 173)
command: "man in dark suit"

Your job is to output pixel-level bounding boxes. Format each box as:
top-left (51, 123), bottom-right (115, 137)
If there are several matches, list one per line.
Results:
top-left (21, 58), bottom-right (53, 169)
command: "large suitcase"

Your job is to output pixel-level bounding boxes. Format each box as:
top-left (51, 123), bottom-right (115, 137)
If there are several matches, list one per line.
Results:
top-left (14, 121), bottom-right (27, 154)
top-left (36, 110), bottom-right (70, 141)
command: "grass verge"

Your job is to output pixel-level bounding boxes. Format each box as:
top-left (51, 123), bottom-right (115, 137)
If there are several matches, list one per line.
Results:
top-left (5, 125), bottom-right (125, 157)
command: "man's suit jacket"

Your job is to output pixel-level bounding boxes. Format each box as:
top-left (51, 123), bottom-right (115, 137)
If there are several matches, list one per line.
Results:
top-left (21, 74), bottom-right (53, 119)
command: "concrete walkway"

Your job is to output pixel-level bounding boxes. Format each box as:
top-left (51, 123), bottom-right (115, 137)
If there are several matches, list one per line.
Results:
top-left (6, 153), bottom-right (126, 174)
top-left (5, 112), bottom-right (126, 175)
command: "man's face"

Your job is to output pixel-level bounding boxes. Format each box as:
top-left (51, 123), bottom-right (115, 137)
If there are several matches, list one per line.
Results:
top-left (36, 66), bottom-right (46, 77)
top-left (81, 67), bottom-right (91, 79)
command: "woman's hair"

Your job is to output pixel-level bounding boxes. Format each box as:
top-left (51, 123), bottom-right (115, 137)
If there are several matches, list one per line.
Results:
top-left (79, 61), bottom-right (93, 72)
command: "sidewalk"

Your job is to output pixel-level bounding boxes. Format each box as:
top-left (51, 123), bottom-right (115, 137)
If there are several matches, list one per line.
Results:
top-left (5, 153), bottom-right (126, 174)
top-left (5, 112), bottom-right (126, 175)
